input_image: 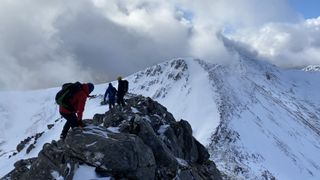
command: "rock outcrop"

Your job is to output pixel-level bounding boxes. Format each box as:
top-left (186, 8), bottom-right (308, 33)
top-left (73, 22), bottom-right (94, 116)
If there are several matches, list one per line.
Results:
top-left (3, 95), bottom-right (222, 180)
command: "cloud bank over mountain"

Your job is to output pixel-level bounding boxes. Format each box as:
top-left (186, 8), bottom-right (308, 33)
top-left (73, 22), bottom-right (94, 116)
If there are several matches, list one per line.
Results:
top-left (229, 17), bottom-right (320, 67)
top-left (1, 0), bottom-right (319, 90)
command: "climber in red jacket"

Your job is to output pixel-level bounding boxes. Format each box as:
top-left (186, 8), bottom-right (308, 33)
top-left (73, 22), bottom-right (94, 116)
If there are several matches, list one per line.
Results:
top-left (59, 83), bottom-right (94, 140)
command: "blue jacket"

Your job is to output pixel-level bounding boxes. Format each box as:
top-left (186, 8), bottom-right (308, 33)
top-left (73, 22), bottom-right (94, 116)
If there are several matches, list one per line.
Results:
top-left (104, 84), bottom-right (117, 102)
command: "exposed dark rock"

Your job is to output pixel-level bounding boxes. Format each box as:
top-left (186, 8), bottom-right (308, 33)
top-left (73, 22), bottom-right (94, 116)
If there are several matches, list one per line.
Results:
top-left (24, 140), bottom-right (78, 180)
top-left (262, 170), bottom-right (276, 180)
top-left (26, 144), bottom-right (35, 154)
top-left (15, 132), bottom-right (44, 154)
top-left (161, 120), bottom-right (209, 164)
top-left (195, 139), bottom-right (210, 164)
top-left (35, 132), bottom-right (44, 141)
top-left (16, 137), bottom-right (32, 152)
top-left (4, 95), bottom-right (221, 180)
top-left (103, 108), bottom-right (131, 128)
top-left (10, 152), bottom-right (17, 158)
top-left (65, 126), bottom-right (156, 180)
top-left (92, 114), bottom-right (105, 125)
top-left (1, 158), bottom-right (37, 180)
top-left (47, 124), bottom-right (54, 130)
top-left (131, 115), bottom-right (179, 178)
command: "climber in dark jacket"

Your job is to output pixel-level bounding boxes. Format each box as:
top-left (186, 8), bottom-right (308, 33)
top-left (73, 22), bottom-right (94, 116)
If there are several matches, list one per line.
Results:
top-left (59, 83), bottom-right (94, 140)
top-left (117, 76), bottom-right (128, 107)
top-left (104, 83), bottom-right (117, 109)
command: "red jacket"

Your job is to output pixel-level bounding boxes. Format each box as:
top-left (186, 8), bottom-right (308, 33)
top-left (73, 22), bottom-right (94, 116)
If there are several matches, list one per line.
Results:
top-left (59, 84), bottom-right (90, 121)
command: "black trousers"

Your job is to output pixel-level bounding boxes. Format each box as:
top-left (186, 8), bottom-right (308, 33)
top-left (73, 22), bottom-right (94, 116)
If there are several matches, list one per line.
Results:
top-left (117, 93), bottom-right (125, 106)
top-left (109, 101), bottom-right (115, 109)
top-left (60, 112), bottom-right (79, 138)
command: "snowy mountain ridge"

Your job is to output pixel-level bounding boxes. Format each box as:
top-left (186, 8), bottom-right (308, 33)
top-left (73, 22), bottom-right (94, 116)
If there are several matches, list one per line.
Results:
top-left (303, 65), bottom-right (320, 72)
top-left (116, 57), bottom-right (320, 180)
top-left (1, 57), bottom-right (320, 179)
top-left (204, 57), bottom-right (320, 179)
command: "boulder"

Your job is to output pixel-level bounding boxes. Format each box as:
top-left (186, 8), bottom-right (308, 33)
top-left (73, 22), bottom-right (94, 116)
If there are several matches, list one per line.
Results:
top-left (92, 114), bottom-right (105, 125)
top-left (161, 120), bottom-right (210, 164)
top-left (130, 115), bottom-right (179, 178)
top-left (22, 141), bottom-right (78, 180)
top-left (126, 96), bottom-right (176, 124)
top-left (65, 125), bottom-right (156, 180)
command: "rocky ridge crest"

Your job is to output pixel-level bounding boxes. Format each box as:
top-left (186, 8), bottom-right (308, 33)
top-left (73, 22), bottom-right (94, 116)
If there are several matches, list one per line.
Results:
top-left (3, 95), bottom-right (221, 180)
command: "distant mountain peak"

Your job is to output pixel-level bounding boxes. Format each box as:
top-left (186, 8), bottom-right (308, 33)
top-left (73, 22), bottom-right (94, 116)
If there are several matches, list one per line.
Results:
top-left (303, 65), bottom-right (320, 72)
top-left (136, 58), bottom-right (189, 79)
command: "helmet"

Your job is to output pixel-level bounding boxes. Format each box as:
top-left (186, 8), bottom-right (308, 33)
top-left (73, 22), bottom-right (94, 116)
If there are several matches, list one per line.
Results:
top-left (117, 76), bottom-right (122, 81)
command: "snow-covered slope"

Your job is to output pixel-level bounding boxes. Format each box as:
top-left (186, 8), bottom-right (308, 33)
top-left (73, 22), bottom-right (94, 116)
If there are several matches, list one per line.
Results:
top-left (126, 58), bottom-right (320, 179)
top-left (1, 57), bottom-right (320, 179)
top-left (206, 57), bottom-right (320, 179)
top-left (0, 87), bottom-right (108, 177)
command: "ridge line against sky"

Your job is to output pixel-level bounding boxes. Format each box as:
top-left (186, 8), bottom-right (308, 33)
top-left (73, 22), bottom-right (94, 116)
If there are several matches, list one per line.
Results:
top-left (0, 0), bottom-right (319, 90)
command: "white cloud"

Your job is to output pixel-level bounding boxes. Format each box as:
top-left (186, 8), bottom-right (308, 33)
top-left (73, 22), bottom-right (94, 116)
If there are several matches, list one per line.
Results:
top-left (229, 17), bottom-right (320, 67)
top-left (0, 0), bottom-right (317, 90)
top-left (0, 0), bottom-right (94, 90)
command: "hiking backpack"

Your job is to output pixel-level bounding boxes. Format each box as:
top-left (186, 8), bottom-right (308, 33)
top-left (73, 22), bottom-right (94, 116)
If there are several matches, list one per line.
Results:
top-left (123, 80), bottom-right (129, 93)
top-left (55, 82), bottom-right (82, 111)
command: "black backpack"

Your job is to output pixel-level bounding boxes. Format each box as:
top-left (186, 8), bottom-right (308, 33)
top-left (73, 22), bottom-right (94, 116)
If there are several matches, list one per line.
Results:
top-left (123, 80), bottom-right (129, 93)
top-left (55, 82), bottom-right (82, 111)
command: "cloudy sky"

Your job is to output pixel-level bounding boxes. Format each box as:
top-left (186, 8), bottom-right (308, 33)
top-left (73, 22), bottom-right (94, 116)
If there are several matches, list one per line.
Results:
top-left (1, 0), bottom-right (320, 90)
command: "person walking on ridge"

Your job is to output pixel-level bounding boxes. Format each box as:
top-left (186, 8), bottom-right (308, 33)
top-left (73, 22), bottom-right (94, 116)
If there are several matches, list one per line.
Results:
top-left (104, 83), bottom-right (117, 109)
top-left (58, 83), bottom-right (94, 140)
top-left (116, 76), bottom-right (129, 108)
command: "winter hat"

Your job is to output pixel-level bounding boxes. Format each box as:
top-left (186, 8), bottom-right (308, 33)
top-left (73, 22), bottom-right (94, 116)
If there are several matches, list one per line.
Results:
top-left (117, 76), bottom-right (122, 81)
top-left (87, 83), bottom-right (94, 94)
